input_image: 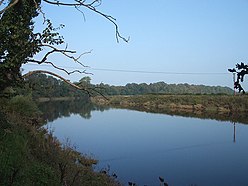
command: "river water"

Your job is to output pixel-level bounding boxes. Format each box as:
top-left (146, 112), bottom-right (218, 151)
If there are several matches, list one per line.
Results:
top-left (40, 100), bottom-right (248, 186)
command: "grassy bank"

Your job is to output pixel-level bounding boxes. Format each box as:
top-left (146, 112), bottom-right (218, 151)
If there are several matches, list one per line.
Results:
top-left (92, 94), bottom-right (248, 124)
top-left (0, 96), bottom-right (119, 186)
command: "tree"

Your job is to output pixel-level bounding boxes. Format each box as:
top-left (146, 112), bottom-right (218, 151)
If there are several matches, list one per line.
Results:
top-left (0, 0), bottom-right (128, 95)
top-left (79, 76), bottom-right (91, 86)
top-left (228, 62), bottom-right (247, 94)
top-left (0, 0), bottom-right (41, 90)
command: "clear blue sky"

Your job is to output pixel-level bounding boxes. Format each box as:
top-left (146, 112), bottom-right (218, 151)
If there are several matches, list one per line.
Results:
top-left (22, 0), bottom-right (248, 89)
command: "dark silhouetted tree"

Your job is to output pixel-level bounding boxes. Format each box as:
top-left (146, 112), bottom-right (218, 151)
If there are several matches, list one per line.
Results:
top-left (228, 62), bottom-right (248, 94)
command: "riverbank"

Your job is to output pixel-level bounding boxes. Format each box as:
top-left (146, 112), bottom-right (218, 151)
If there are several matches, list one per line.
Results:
top-left (0, 96), bottom-right (120, 186)
top-left (37, 96), bottom-right (82, 102)
top-left (92, 94), bottom-right (248, 124)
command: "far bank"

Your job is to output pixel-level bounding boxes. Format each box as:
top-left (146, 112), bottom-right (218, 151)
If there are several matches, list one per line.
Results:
top-left (91, 94), bottom-right (248, 124)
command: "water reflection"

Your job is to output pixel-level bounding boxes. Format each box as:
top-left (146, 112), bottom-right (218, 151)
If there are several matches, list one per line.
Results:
top-left (233, 122), bottom-right (236, 143)
top-left (39, 99), bottom-right (248, 124)
top-left (40, 100), bottom-right (248, 186)
top-left (39, 100), bottom-right (240, 147)
top-left (125, 106), bottom-right (248, 125)
top-left (38, 99), bottom-right (110, 122)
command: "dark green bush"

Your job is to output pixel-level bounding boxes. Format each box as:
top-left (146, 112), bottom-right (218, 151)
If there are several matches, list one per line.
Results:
top-left (7, 95), bottom-right (40, 117)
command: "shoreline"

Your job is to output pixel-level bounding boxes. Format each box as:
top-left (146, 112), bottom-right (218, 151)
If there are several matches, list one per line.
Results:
top-left (91, 94), bottom-right (248, 124)
top-left (0, 96), bottom-right (120, 186)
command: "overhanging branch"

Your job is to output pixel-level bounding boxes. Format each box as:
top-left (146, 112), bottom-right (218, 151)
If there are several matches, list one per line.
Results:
top-left (27, 59), bottom-right (92, 75)
top-left (23, 70), bottom-right (91, 94)
top-left (43, 0), bottom-right (129, 42)
top-left (23, 70), bottom-right (108, 99)
top-left (38, 44), bottom-right (91, 68)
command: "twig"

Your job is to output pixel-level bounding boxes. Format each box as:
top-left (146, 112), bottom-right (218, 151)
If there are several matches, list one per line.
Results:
top-left (27, 59), bottom-right (92, 75)
top-left (39, 44), bottom-right (91, 68)
top-left (43, 0), bottom-right (129, 43)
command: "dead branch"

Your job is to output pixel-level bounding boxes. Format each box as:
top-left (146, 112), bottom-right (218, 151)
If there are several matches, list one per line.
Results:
top-left (39, 44), bottom-right (91, 68)
top-left (23, 70), bottom-right (108, 99)
top-left (0, 0), bottom-right (19, 15)
top-left (27, 59), bottom-right (92, 75)
top-left (35, 0), bottom-right (46, 23)
top-left (43, 0), bottom-right (129, 42)
top-left (23, 70), bottom-right (91, 94)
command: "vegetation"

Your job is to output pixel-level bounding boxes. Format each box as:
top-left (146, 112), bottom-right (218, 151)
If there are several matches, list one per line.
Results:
top-left (0, 96), bottom-right (120, 186)
top-left (20, 74), bottom-right (234, 98)
top-left (95, 82), bottom-right (233, 96)
top-left (0, 2), bottom-right (244, 185)
top-left (24, 73), bottom-right (90, 99)
top-left (38, 99), bottom-right (109, 122)
top-left (92, 94), bottom-right (248, 124)
top-left (0, 1), bottom-right (127, 185)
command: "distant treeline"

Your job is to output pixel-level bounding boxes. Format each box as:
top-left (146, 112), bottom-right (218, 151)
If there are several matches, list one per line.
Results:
top-left (22, 74), bottom-right (233, 97)
top-left (95, 82), bottom-right (233, 95)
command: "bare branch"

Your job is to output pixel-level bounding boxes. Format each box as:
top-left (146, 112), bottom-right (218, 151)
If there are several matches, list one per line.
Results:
top-left (23, 70), bottom-right (108, 99)
top-left (74, 5), bottom-right (86, 21)
top-left (32, 0), bottom-right (38, 9)
top-left (0, 0), bottom-right (19, 15)
top-left (35, 2), bottom-right (46, 23)
top-left (75, 50), bottom-right (93, 64)
top-left (39, 44), bottom-right (91, 68)
top-left (27, 59), bottom-right (93, 75)
top-left (23, 70), bottom-right (91, 95)
top-left (85, 0), bottom-right (102, 8)
top-left (43, 0), bottom-right (129, 43)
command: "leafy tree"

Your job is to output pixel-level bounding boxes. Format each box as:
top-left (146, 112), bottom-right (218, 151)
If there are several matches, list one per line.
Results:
top-left (78, 76), bottom-right (91, 86)
top-left (0, 0), bottom-right (128, 94)
top-left (0, 0), bottom-right (41, 90)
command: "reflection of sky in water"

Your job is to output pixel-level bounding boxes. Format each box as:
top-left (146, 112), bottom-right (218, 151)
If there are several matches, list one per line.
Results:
top-left (46, 108), bottom-right (248, 186)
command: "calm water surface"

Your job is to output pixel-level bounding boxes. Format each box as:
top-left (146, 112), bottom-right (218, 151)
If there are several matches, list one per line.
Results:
top-left (42, 101), bottom-right (248, 186)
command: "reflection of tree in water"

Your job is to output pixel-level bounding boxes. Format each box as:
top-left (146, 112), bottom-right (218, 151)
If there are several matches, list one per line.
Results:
top-left (38, 99), bottom-right (110, 123)
top-left (121, 105), bottom-right (248, 125)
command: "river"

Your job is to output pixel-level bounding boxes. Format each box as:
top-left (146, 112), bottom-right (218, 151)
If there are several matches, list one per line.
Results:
top-left (40, 100), bottom-right (248, 186)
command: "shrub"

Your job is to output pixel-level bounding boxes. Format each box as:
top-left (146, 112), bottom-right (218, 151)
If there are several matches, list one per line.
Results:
top-left (7, 95), bottom-right (40, 117)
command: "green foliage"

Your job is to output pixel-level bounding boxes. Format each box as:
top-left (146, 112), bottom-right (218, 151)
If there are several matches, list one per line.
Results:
top-left (0, 0), bottom-right (66, 92)
top-left (0, 98), bottom-right (120, 186)
top-left (0, 0), bottom-right (41, 90)
top-left (40, 19), bottom-right (65, 45)
top-left (38, 99), bottom-right (109, 122)
top-left (24, 73), bottom-right (233, 98)
top-left (0, 130), bottom-right (28, 185)
top-left (25, 73), bottom-right (89, 98)
top-left (95, 94), bottom-right (248, 124)
top-left (96, 82), bottom-right (233, 96)
top-left (7, 95), bottom-right (40, 117)
top-left (26, 163), bottom-right (59, 186)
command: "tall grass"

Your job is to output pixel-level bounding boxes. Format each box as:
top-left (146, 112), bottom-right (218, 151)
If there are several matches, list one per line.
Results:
top-left (0, 96), bottom-right (120, 186)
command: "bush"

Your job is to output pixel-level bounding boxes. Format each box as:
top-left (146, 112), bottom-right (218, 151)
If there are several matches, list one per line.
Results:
top-left (7, 95), bottom-right (40, 117)
top-left (26, 163), bottom-right (59, 186)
